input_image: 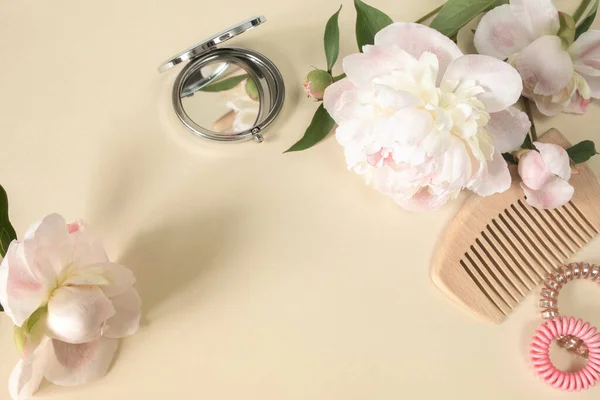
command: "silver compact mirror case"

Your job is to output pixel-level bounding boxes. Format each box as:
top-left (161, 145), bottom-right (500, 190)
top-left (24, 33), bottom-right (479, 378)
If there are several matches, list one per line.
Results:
top-left (158, 16), bottom-right (285, 143)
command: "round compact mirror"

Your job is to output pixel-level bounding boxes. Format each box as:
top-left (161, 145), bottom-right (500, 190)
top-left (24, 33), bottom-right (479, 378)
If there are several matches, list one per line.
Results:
top-left (158, 16), bottom-right (285, 143)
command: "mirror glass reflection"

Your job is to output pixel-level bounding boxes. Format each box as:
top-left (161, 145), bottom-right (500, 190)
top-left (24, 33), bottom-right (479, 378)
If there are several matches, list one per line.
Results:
top-left (180, 62), bottom-right (260, 136)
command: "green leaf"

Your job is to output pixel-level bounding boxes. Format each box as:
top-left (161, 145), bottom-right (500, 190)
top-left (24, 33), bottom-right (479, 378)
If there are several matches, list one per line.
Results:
top-left (199, 74), bottom-right (249, 92)
top-left (430, 0), bottom-right (507, 38)
top-left (575, 0), bottom-right (598, 39)
top-left (576, 11), bottom-right (597, 39)
top-left (0, 184), bottom-right (16, 259)
top-left (285, 104), bottom-right (336, 152)
top-left (354, 0), bottom-right (393, 51)
top-left (567, 140), bottom-right (598, 164)
top-left (574, 0), bottom-right (596, 23)
top-left (324, 6), bottom-right (343, 73)
top-left (521, 134), bottom-right (533, 150)
top-left (502, 153), bottom-right (517, 165)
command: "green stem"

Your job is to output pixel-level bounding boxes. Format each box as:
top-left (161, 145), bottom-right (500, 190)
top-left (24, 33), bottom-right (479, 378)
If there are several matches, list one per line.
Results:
top-left (415, 4), bottom-right (444, 24)
top-left (523, 97), bottom-right (538, 142)
top-left (333, 73), bottom-right (346, 82)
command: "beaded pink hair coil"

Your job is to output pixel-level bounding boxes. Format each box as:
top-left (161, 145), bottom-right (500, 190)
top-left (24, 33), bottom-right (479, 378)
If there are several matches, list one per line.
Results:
top-left (540, 262), bottom-right (600, 357)
top-left (530, 317), bottom-right (600, 391)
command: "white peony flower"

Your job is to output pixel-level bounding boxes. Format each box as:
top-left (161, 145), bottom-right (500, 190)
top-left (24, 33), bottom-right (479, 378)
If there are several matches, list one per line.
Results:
top-left (323, 22), bottom-right (530, 211)
top-left (474, 0), bottom-right (599, 116)
top-left (0, 214), bottom-right (141, 400)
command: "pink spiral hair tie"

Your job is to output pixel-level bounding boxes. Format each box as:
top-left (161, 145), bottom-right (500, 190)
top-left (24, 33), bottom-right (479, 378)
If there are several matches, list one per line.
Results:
top-left (540, 262), bottom-right (600, 357)
top-left (530, 316), bottom-right (600, 391)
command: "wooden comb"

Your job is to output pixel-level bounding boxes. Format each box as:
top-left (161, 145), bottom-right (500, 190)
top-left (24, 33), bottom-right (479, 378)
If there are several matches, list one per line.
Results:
top-left (432, 129), bottom-right (600, 324)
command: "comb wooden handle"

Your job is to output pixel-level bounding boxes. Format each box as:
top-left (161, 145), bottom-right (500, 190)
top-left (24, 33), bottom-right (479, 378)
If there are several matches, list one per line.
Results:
top-left (431, 129), bottom-right (600, 324)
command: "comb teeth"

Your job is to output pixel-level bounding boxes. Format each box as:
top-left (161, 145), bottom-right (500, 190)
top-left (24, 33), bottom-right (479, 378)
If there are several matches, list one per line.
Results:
top-left (459, 198), bottom-right (600, 316)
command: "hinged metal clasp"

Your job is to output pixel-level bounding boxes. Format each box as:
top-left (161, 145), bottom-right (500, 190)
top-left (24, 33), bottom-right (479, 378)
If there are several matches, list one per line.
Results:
top-left (251, 127), bottom-right (263, 143)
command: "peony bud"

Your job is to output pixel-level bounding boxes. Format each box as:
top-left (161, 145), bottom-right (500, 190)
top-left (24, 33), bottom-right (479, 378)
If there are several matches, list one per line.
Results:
top-left (303, 69), bottom-right (333, 101)
top-left (245, 78), bottom-right (259, 101)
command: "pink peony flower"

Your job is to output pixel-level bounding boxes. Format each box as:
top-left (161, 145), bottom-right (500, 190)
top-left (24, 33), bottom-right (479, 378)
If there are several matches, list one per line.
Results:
top-left (474, 0), bottom-right (599, 116)
top-left (0, 214), bottom-right (141, 400)
top-left (323, 22), bottom-right (530, 211)
top-left (518, 142), bottom-right (574, 209)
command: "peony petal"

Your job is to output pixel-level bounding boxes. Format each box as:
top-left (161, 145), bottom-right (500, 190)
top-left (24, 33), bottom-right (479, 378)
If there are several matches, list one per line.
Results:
top-left (442, 55), bottom-right (523, 113)
top-left (518, 149), bottom-right (551, 190)
top-left (393, 187), bottom-right (458, 212)
top-left (510, 0), bottom-right (559, 37)
top-left (433, 136), bottom-right (472, 191)
top-left (487, 106), bottom-right (531, 152)
top-left (343, 45), bottom-right (418, 88)
top-left (530, 92), bottom-right (570, 116)
top-left (64, 262), bottom-right (136, 298)
top-left (69, 220), bottom-right (109, 267)
top-left (570, 30), bottom-right (600, 74)
top-left (534, 141), bottom-right (571, 181)
top-left (0, 243), bottom-right (50, 327)
top-left (468, 150), bottom-right (512, 196)
top-left (580, 72), bottom-right (600, 97)
top-left (521, 176), bottom-right (574, 209)
top-left (22, 214), bottom-right (71, 278)
top-left (386, 108), bottom-right (433, 146)
top-left (47, 286), bottom-right (115, 344)
top-left (373, 84), bottom-right (422, 110)
top-left (9, 337), bottom-right (51, 400)
top-left (374, 22), bottom-right (462, 78)
top-left (516, 36), bottom-right (573, 96)
top-left (322, 78), bottom-right (358, 123)
top-left (564, 92), bottom-right (592, 114)
top-left (474, 4), bottom-right (534, 59)
top-left (103, 287), bottom-right (141, 339)
top-left (44, 337), bottom-right (118, 387)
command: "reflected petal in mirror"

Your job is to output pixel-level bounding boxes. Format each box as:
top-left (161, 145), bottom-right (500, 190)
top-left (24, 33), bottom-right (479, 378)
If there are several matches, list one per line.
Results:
top-left (180, 62), bottom-right (260, 137)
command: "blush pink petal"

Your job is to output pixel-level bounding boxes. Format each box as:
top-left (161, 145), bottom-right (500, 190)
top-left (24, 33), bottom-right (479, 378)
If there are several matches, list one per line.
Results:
top-left (23, 214), bottom-right (72, 282)
top-left (374, 22), bottom-right (462, 78)
top-left (442, 55), bottom-right (523, 113)
top-left (487, 106), bottom-right (531, 153)
top-left (564, 92), bottom-right (592, 114)
top-left (44, 337), bottom-right (119, 387)
top-left (579, 73), bottom-right (600, 97)
top-left (342, 45), bottom-right (418, 88)
top-left (9, 337), bottom-right (51, 400)
top-left (47, 286), bottom-right (116, 344)
top-left (570, 30), bottom-right (600, 75)
top-left (322, 78), bottom-right (358, 123)
top-left (0, 243), bottom-right (49, 327)
top-left (511, 0), bottom-right (559, 37)
top-left (534, 141), bottom-right (571, 181)
top-left (516, 35), bottom-right (574, 96)
top-left (467, 150), bottom-right (512, 196)
top-left (103, 287), bottom-right (142, 339)
top-left (70, 221), bottom-right (110, 267)
top-left (521, 176), bottom-right (574, 209)
top-left (531, 93), bottom-right (569, 116)
top-left (393, 187), bottom-right (457, 212)
top-left (518, 150), bottom-right (551, 190)
top-left (474, 4), bottom-right (534, 59)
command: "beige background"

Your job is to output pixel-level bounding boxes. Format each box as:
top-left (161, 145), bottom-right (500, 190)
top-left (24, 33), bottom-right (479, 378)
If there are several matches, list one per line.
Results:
top-left (0, 0), bottom-right (600, 399)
